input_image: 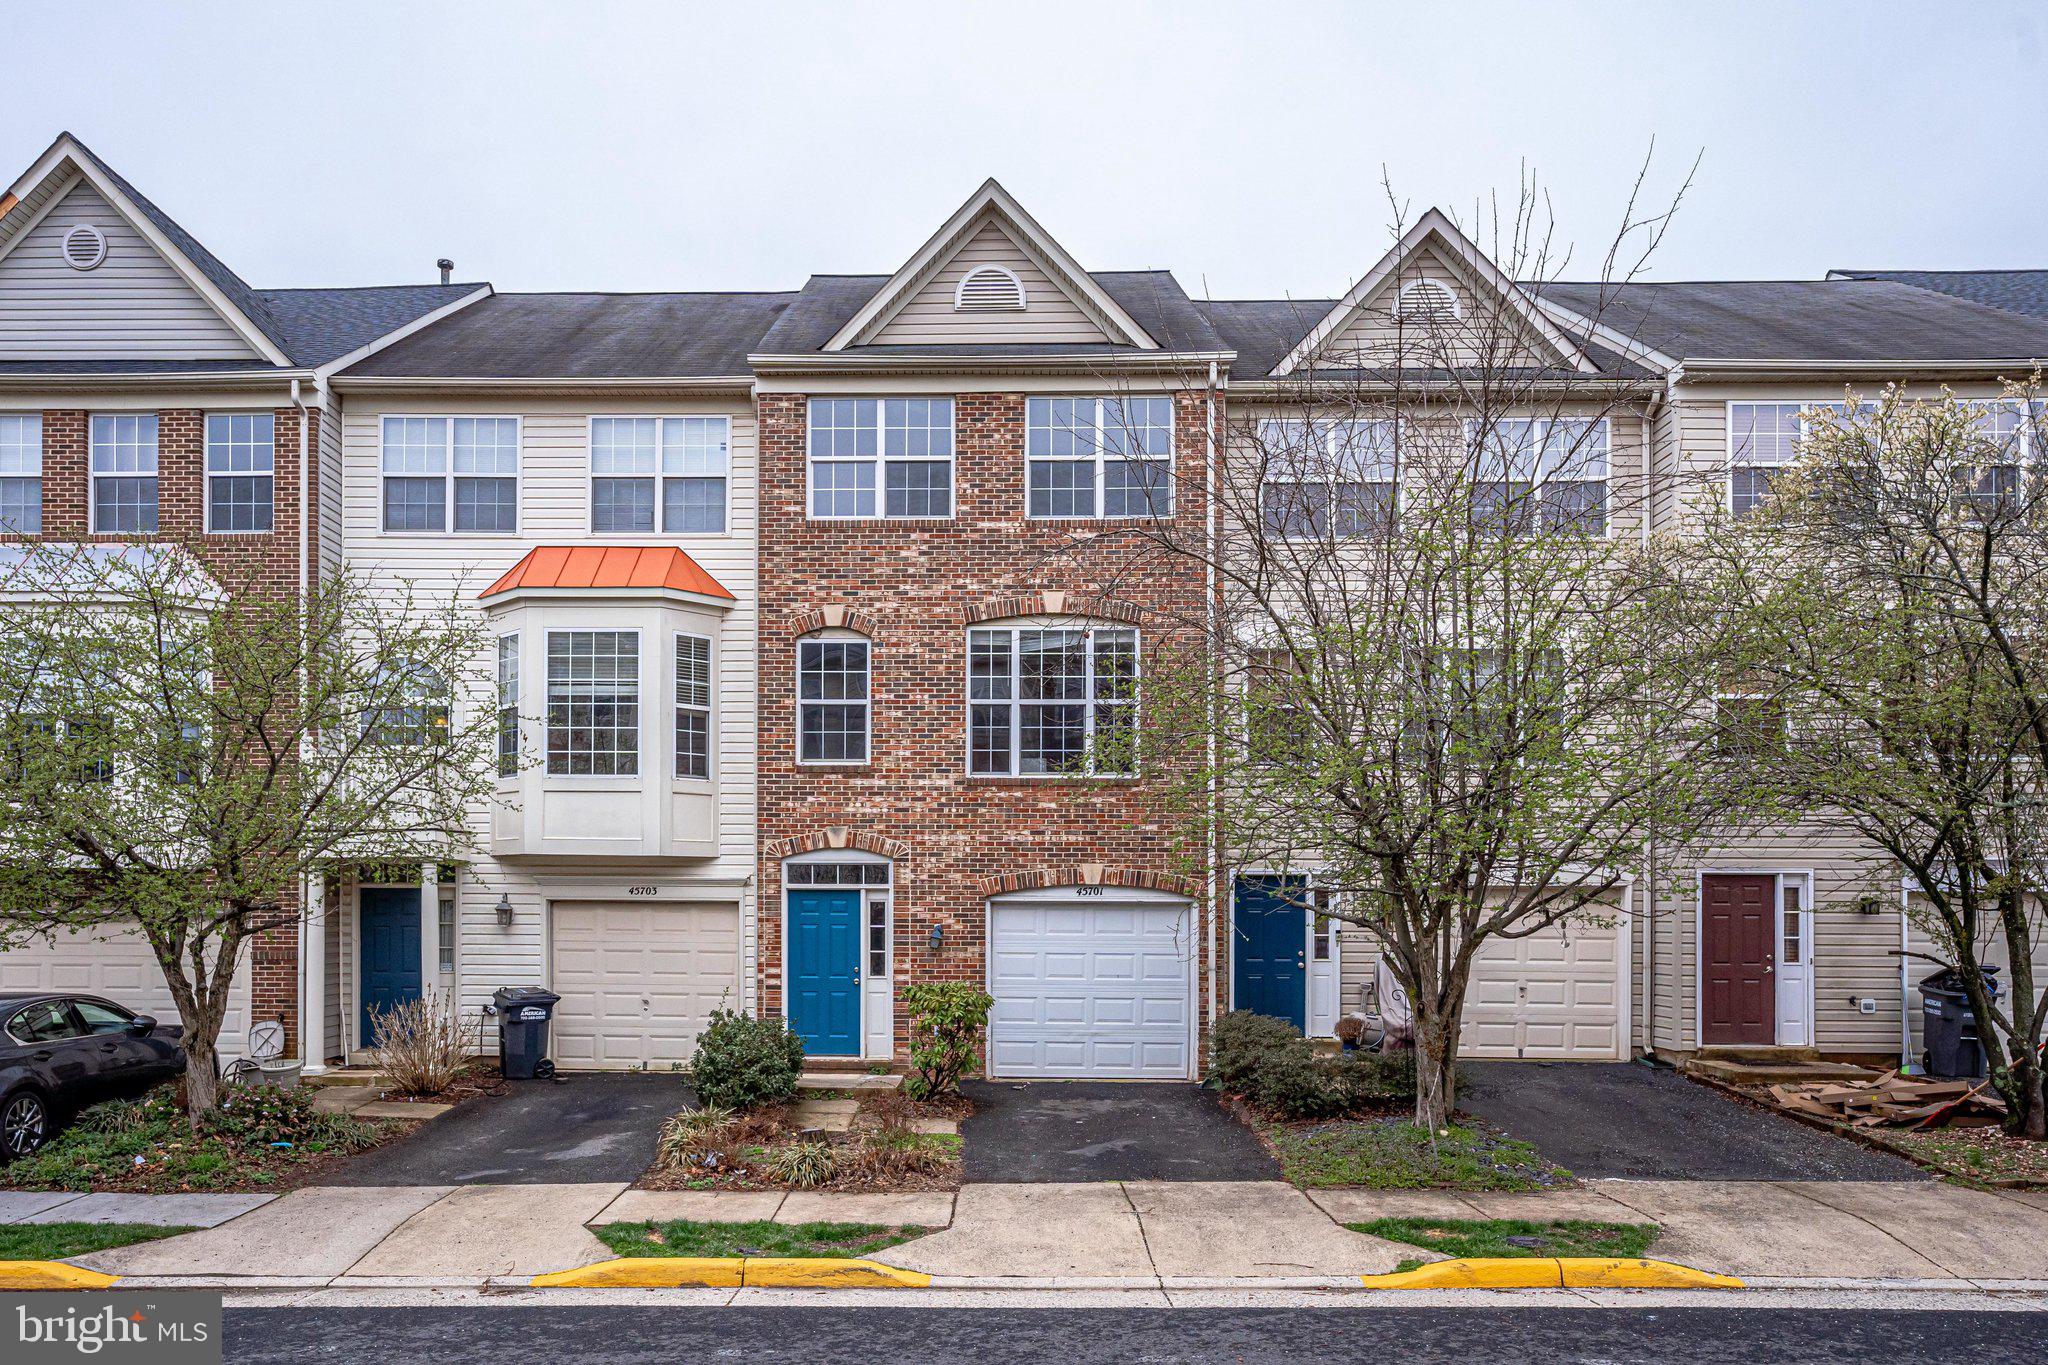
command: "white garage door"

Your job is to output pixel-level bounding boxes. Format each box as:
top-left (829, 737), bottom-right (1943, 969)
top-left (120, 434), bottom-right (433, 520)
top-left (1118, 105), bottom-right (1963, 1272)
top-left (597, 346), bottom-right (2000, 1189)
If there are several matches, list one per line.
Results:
top-left (0, 926), bottom-right (253, 1059)
top-left (550, 901), bottom-right (740, 1070)
top-left (988, 897), bottom-right (1194, 1079)
top-left (1463, 919), bottom-right (1622, 1060)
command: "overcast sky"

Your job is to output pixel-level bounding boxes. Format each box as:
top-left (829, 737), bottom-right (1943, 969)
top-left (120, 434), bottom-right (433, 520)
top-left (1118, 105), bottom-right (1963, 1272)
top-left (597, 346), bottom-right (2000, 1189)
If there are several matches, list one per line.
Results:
top-left (5, 2), bottom-right (2043, 300)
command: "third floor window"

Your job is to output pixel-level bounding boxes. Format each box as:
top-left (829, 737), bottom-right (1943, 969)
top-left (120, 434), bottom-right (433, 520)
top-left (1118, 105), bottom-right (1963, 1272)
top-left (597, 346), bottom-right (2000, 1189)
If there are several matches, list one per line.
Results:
top-left (206, 412), bottom-right (274, 533)
top-left (0, 415), bottom-right (42, 535)
top-left (1026, 396), bottom-right (1173, 519)
top-left (382, 416), bottom-right (519, 533)
top-left (91, 414), bottom-right (157, 535)
top-left (807, 398), bottom-right (954, 519)
top-left (591, 416), bottom-right (730, 534)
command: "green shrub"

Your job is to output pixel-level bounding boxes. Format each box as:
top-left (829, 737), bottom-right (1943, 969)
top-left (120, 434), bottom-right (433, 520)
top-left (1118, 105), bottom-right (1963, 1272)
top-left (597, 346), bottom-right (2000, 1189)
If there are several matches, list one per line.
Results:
top-left (1335, 1049), bottom-right (1417, 1104)
top-left (1207, 1009), bottom-right (1300, 1094)
top-left (1248, 1040), bottom-right (1352, 1119)
top-left (900, 983), bottom-right (994, 1100)
top-left (200, 1084), bottom-right (333, 1146)
top-left (691, 1010), bottom-right (804, 1111)
top-left (761, 1140), bottom-right (837, 1188)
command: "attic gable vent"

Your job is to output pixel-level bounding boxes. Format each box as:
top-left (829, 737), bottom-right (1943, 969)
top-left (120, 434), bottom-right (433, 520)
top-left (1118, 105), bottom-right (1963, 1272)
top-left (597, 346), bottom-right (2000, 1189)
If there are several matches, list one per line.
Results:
top-left (954, 265), bottom-right (1026, 312)
top-left (1394, 278), bottom-right (1459, 323)
top-left (61, 223), bottom-right (107, 272)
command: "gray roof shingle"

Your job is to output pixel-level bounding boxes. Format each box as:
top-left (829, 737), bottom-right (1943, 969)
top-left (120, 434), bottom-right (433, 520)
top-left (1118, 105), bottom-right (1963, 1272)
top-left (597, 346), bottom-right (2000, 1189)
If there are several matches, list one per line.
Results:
top-left (1828, 269), bottom-right (2048, 322)
top-left (341, 291), bottom-right (799, 378)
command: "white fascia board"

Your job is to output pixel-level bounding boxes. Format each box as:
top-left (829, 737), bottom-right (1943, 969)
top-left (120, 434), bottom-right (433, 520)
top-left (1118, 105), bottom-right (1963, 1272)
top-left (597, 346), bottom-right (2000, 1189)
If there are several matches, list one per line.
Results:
top-left (822, 178), bottom-right (1158, 352)
top-left (479, 585), bottom-right (736, 612)
top-left (1529, 296), bottom-right (1681, 374)
top-left (1273, 208), bottom-right (1595, 378)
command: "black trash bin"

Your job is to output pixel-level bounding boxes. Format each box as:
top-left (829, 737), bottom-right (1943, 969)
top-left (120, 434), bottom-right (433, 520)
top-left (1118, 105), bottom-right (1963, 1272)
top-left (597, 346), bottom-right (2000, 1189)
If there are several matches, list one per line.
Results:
top-left (1919, 966), bottom-right (2001, 1079)
top-left (492, 987), bottom-right (561, 1080)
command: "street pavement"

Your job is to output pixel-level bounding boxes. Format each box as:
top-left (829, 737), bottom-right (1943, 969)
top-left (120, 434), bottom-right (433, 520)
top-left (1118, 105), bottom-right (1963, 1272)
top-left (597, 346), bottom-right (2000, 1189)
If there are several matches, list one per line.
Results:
top-left (215, 1305), bottom-right (2048, 1364)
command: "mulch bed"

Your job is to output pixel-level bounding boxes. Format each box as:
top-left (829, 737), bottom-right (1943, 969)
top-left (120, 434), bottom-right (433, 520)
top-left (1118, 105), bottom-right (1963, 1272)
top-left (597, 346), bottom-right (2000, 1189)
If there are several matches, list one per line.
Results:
top-left (636, 1088), bottom-right (971, 1194)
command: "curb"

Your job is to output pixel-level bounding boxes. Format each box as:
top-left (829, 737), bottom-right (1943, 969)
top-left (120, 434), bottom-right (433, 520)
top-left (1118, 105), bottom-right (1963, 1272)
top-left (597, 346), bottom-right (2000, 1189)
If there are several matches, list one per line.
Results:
top-left (0, 1261), bottom-right (121, 1291)
top-left (532, 1257), bottom-right (931, 1289)
top-left (1360, 1257), bottom-right (1744, 1290)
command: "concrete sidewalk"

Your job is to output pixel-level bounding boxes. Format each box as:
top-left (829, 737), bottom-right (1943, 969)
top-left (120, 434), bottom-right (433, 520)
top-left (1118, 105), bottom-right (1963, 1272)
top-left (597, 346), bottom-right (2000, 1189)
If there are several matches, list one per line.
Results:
top-left (0, 1191), bottom-right (273, 1227)
top-left (62, 1177), bottom-right (2048, 1289)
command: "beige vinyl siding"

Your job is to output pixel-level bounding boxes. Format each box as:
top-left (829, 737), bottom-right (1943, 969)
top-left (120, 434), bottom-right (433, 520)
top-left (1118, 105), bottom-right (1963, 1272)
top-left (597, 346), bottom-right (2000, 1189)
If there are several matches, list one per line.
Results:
top-left (1901, 895), bottom-right (2047, 1059)
top-left (0, 180), bottom-right (259, 360)
top-left (1325, 245), bottom-right (1566, 371)
top-left (868, 220), bottom-right (1111, 346)
top-left (337, 398), bottom-right (760, 1045)
top-left (317, 388), bottom-right (345, 576)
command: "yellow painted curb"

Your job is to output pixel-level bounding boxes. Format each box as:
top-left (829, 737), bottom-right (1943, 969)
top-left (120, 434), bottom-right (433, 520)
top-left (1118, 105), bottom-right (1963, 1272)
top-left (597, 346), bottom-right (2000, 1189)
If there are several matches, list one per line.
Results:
top-left (0, 1261), bottom-right (121, 1291)
top-left (530, 1256), bottom-right (929, 1289)
top-left (1360, 1257), bottom-right (1742, 1290)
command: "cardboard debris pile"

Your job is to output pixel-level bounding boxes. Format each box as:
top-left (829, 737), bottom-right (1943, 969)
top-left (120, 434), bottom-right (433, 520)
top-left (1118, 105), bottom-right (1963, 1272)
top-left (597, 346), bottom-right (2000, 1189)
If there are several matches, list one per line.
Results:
top-left (1769, 1070), bottom-right (2007, 1130)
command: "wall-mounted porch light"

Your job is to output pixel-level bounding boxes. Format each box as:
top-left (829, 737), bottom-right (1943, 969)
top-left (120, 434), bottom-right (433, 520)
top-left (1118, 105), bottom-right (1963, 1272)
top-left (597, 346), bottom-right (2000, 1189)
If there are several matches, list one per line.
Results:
top-left (928, 923), bottom-right (943, 953)
top-left (495, 893), bottom-right (515, 928)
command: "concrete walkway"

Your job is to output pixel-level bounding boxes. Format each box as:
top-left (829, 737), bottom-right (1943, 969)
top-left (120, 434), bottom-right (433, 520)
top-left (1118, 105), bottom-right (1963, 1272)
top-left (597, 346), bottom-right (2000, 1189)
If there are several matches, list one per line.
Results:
top-left (0, 1191), bottom-right (273, 1227)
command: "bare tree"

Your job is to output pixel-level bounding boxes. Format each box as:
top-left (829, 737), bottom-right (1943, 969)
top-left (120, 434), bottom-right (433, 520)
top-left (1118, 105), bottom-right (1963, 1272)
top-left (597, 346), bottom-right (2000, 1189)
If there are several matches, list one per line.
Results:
top-left (1696, 387), bottom-right (2048, 1137)
top-left (0, 541), bottom-right (498, 1125)
top-left (1091, 168), bottom-right (1755, 1128)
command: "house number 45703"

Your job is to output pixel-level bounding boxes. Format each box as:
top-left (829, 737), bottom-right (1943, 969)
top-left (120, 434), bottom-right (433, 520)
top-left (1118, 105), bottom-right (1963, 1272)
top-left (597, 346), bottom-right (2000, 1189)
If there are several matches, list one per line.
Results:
top-left (627, 885), bottom-right (660, 896)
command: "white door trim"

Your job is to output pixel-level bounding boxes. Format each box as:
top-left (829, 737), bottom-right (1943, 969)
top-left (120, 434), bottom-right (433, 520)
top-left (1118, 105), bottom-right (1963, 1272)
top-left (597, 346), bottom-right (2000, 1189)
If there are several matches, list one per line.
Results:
top-left (780, 850), bottom-right (891, 1061)
top-left (1226, 870), bottom-right (1341, 1038)
top-left (1693, 867), bottom-right (1815, 1049)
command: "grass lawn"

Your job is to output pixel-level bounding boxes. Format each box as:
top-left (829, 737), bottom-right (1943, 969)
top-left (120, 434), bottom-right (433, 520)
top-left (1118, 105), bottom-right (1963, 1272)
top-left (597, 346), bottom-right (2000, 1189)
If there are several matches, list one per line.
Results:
top-left (1262, 1118), bottom-right (1571, 1191)
top-left (594, 1219), bottom-right (927, 1259)
top-left (0, 1222), bottom-right (197, 1261)
top-left (0, 1085), bottom-right (387, 1194)
top-left (1353, 1216), bottom-right (1658, 1268)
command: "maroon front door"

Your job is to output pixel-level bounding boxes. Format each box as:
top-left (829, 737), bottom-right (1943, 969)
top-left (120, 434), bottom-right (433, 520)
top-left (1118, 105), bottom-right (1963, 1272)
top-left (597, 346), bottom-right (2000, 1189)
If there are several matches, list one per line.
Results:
top-left (1702, 874), bottom-right (1775, 1046)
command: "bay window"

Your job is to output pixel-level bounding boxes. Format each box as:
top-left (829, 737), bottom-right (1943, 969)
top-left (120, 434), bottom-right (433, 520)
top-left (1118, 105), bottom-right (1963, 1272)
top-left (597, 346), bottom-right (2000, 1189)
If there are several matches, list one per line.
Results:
top-left (496, 634), bottom-right (519, 777)
top-left (969, 625), bottom-right (1137, 776)
top-left (546, 630), bottom-right (639, 776)
top-left (381, 416), bottom-right (519, 533)
top-left (807, 398), bottom-right (954, 519)
top-left (674, 633), bottom-right (712, 779)
top-left (590, 416), bottom-right (730, 533)
top-left (1026, 396), bottom-right (1173, 519)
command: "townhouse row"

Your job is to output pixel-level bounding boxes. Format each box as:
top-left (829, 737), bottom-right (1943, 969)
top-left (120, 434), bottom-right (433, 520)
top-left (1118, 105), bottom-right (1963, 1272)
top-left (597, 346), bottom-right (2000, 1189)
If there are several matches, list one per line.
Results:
top-left (2, 133), bottom-right (2043, 1078)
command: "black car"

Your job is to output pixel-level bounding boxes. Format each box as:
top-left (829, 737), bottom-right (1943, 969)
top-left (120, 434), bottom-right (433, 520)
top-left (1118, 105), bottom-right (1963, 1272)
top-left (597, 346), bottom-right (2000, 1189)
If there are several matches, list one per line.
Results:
top-left (0, 992), bottom-right (185, 1159)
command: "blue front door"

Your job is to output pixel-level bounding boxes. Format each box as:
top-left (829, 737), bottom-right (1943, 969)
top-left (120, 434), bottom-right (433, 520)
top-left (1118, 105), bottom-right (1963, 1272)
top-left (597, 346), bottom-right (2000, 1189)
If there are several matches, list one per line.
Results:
top-left (359, 887), bottom-right (423, 1046)
top-left (788, 889), bottom-right (861, 1056)
top-left (1234, 875), bottom-right (1307, 1031)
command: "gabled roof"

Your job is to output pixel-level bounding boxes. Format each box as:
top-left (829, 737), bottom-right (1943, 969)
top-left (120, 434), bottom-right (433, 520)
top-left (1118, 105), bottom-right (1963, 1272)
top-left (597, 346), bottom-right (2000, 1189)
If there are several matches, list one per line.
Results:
top-left (1270, 209), bottom-right (1595, 377)
top-left (1827, 269), bottom-right (2048, 322)
top-left (816, 179), bottom-right (1159, 352)
top-left (342, 291), bottom-right (797, 379)
top-left (479, 545), bottom-right (734, 603)
top-left (1532, 279), bottom-right (2048, 364)
top-left (1, 133), bottom-right (489, 371)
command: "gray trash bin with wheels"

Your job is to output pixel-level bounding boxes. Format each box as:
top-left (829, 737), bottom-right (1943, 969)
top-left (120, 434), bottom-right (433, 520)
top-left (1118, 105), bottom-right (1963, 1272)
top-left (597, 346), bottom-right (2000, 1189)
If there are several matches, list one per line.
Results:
top-left (1919, 966), bottom-right (2000, 1079)
top-left (492, 987), bottom-right (561, 1080)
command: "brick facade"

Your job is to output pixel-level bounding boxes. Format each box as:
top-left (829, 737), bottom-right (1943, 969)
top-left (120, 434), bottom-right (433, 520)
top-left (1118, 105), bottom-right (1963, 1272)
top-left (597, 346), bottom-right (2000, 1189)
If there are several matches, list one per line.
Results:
top-left (15, 400), bottom-right (315, 1053)
top-left (756, 387), bottom-right (1217, 1061)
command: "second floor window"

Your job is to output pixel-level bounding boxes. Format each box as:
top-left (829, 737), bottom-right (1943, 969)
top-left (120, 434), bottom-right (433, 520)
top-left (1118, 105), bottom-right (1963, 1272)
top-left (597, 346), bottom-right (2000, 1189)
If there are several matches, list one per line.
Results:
top-left (382, 416), bottom-right (519, 533)
top-left (206, 413), bottom-right (275, 533)
top-left (496, 634), bottom-right (519, 777)
top-left (91, 414), bottom-right (157, 534)
top-left (807, 398), bottom-right (954, 519)
top-left (590, 416), bottom-right (730, 533)
top-left (797, 637), bottom-right (869, 763)
top-left (675, 633), bottom-right (712, 779)
top-left (1027, 396), bottom-right (1173, 519)
top-left (1259, 419), bottom-right (1398, 537)
top-left (0, 415), bottom-right (41, 535)
top-left (546, 630), bottom-right (639, 776)
top-left (1729, 402), bottom-right (1805, 518)
top-left (1473, 418), bottom-right (1609, 536)
top-left (969, 626), bottom-right (1138, 776)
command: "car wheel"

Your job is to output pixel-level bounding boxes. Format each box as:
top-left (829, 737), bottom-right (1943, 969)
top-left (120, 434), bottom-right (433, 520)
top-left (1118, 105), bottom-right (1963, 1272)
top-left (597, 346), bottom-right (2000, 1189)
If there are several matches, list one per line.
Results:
top-left (1, 1087), bottom-right (51, 1160)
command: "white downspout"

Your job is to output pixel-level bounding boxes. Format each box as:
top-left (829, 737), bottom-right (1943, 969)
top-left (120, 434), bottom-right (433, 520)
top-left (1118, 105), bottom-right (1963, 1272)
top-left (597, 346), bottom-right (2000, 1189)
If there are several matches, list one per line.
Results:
top-left (1205, 360), bottom-right (1222, 1054)
top-left (1638, 391), bottom-right (1661, 1057)
top-left (291, 379), bottom-right (322, 1070)
top-left (1900, 877), bottom-right (1915, 1072)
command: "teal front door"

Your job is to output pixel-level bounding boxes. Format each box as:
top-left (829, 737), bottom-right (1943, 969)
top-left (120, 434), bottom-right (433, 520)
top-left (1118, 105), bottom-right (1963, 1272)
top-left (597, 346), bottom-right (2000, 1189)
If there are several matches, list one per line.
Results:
top-left (787, 889), bottom-right (861, 1055)
top-left (1234, 875), bottom-right (1307, 1031)
top-left (359, 887), bottom-right (423, 1046)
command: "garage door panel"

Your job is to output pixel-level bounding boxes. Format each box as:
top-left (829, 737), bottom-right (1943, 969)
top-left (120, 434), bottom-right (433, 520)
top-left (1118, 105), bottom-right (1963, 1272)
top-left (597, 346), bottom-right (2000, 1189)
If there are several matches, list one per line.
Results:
top-left (550, 901), bottom-right (739, 1072)
top-left (1462, 920), bottom-right (1623, 1061)
top-left (987, 899), bottom-right (1193, 1079)
top-left (0, 927), bottom-right (253, 1060)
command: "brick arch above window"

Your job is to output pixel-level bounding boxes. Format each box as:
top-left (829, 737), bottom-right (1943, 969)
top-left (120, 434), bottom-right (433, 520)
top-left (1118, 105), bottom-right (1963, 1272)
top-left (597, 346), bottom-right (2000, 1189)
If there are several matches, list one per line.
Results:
top-left (785, 603), bottom-right (879, 639)
top-left (961, 590), bottom-right (1144, 627)
top-left (766, 827), bottom-right (911, 862)
top-left (976, 864), bottom-right (1196, 899)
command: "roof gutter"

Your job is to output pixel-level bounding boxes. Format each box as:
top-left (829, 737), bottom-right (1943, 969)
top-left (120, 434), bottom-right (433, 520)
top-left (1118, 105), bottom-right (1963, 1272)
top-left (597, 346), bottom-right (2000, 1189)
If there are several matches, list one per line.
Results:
top-left (328, 374), bottom-right (756, 396)
top-left (746, 351), bottom-right (1236, 377)
top-left (1675, 357), bottom-right (2048, 383)
top-left (0, 369), bottom-right (315, 394)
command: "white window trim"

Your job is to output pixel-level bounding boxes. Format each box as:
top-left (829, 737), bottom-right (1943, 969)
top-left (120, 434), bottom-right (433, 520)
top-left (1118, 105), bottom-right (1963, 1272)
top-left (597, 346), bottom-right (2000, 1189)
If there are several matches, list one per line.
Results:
top-left (1464, 415), bottom-right (1613, 540)
top-left (378, 414), bottom-right (523, 537)
top-left (87, 412), bottom-right (159, 536)
top-left (1257, 417), bottom-right (1402, 540)
top-left (965, 622), bottom-right (1140, 779)
top-left (804, 399), bottom-right (957, 522)
top-left (586, 414), bottom-right (733, 537)
top-left (1026, 395), bottom-right (1176, 521)
top-left (674, 630), bottom-right (715, 781)
top-left (542, 627), bottom-right (643, 780)
top-left (202, 410), bottom-right (276, 536)
top-left (795, 631), bottom-right (871, 767)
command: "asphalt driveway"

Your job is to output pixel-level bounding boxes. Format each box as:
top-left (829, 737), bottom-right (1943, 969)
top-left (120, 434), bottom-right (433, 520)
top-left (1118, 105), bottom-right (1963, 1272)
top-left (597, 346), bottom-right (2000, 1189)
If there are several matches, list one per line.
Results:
top-left (318, 1072), bottom-right (690, 1186)
top-left (1457, 1060), bottom-right (1927, 1181)
top-left (960, 1081), bottom-right (1277, 1182)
